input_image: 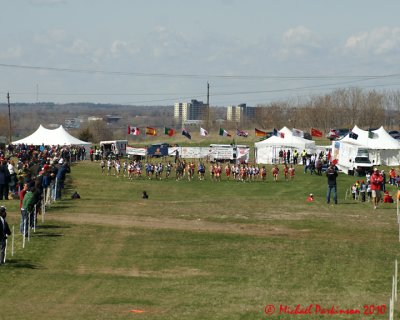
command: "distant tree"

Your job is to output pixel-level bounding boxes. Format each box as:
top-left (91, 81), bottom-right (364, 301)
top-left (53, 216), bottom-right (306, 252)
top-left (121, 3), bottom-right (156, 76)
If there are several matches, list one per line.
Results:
top-left (359, 90), bottom-right (385, 129)
top-left (78, 127), bottom-right (94, 142)
top-left (255, 102), bottom-right (288, 129)
top-left (87, 120), bottom-right (113, 143)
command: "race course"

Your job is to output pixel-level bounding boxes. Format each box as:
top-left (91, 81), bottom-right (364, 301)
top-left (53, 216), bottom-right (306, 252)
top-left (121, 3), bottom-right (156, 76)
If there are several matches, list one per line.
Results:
top-left (1, 161), bottom-right (399, 320)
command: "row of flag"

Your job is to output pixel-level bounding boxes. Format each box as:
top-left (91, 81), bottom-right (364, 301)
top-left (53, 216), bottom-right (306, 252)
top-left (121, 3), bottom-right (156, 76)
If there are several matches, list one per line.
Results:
top-left (255, 127), bottom-right (323, 138)
top-left (348, 131), bottom-right (375, 140)
top-left (128, 126), bottom-right (324, 139)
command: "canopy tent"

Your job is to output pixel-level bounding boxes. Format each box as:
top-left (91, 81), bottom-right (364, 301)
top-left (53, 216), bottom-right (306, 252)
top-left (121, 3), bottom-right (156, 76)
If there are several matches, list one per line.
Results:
top-left (254, 126), bottom-right (316, 164)
top-left (12, 125), bottom-right (91, 146)
top-left (332, 125), bottom-right (400, 170)
top-left (340, 125), bottom-right (400, 149)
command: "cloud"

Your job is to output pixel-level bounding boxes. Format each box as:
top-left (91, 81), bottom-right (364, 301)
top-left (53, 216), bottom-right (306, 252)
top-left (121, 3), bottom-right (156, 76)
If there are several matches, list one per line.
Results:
top-left (345, 27), bottom-right (400, 55)
top-left (68, 39), bottom-right (90, 55)
top-left (141, 26), bottom-right (193, 59)
top-left (110, 40), bottom-right (128, 57)
top-left (0, 47), bottom-right (22, 59)
top-left (283, 26), bottom-right (315, 45)
top-left (279, 26), bottom-right (322, 59)
top-left (29, 0), bottom-right (66, 6)
top-left (33, 29), bottom-right (67, 45)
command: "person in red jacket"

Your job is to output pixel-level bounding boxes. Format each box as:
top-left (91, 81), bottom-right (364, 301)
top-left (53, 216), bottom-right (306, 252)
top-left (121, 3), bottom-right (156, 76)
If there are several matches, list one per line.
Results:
top-left (370, 168), bottom-right (383, 209)
top-left (383, 191), bottom-right (394, 203)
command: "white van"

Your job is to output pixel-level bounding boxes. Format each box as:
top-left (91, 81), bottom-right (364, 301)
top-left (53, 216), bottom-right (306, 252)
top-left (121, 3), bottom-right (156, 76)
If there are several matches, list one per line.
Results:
top-left (100, 140), bottom-right (128, 158)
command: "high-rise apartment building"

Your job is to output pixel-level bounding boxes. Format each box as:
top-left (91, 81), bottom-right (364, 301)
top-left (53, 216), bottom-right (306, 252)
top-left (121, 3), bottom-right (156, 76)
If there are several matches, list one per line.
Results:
top-left (174, 99), bottom-right (208, 125)
top-left (226, 103), bottom-right (255, 124)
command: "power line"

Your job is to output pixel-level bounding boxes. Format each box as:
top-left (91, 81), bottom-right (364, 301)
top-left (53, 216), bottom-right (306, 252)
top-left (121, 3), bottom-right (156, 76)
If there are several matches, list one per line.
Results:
top-left (1, 62), bottom-right (400, 80)
top-left (0, 76), bottom-right (386, 99)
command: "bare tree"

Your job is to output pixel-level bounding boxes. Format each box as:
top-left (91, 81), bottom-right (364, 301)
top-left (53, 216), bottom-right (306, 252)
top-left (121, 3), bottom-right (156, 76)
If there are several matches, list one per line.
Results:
top-left (87, 120), bottom-right (113, 143)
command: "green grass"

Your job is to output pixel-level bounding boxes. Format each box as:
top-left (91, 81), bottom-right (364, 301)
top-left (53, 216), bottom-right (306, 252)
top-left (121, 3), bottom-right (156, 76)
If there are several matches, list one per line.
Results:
top-left (1, 160), bottom-right (399, 319)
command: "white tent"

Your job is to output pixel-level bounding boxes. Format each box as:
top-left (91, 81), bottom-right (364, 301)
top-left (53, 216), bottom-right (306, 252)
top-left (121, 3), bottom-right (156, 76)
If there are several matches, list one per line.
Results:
top-left (332, 125), bottom-right (400, 170)
top-left (12, 125), bottom-right (91, 146)
top-left (255, 126), bottom-right (316, 164)
top-left (340, 125), bottom-right (400, 149)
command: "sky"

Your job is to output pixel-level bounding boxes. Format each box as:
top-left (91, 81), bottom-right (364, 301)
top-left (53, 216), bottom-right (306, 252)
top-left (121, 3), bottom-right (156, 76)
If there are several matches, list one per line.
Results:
top-left (1, 0), bottom-right (400, 106)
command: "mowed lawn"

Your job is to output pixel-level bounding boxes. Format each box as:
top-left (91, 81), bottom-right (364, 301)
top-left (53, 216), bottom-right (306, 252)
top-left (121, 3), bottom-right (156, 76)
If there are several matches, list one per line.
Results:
top-left (1, 160), bottom-right (399, 320)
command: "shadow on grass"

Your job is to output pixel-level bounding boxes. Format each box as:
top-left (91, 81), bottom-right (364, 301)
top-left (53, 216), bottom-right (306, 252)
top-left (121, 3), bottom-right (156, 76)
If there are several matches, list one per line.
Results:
top-left (33, 233), bottom-right (63, 238)
top-left (46, 204), bottom-right (73, 211)
top-left (35, 225), bottom-right (71, 229)
top-left (5, 259), bottom-right (46, 270)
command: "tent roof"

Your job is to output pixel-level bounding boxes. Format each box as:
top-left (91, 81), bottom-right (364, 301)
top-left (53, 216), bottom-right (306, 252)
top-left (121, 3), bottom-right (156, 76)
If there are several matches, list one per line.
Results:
top-left (255, 126), bottom-right (315, 149)
top-left (341, 125), bottom-right (400, 149)
top-left (12, 125), bottom-right (91, 146)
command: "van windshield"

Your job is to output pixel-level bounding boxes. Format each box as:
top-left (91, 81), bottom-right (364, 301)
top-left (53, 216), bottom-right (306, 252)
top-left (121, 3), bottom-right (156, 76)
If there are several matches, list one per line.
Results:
top-left (354, 157), bottom-right (371, 164)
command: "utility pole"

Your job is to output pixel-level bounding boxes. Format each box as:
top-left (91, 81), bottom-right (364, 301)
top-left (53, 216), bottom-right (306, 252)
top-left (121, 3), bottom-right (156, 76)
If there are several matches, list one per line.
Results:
top-left (7, 92), bottom-right (12, 144)
top-left (206, 82), bottom-right (210, 131)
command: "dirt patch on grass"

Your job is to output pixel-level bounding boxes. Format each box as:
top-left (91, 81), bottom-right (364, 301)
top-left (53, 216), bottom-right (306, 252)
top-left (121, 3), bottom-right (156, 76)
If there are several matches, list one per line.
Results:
top-left (47, 212), bottom-right (303, 238)
top-left (75, 265), bottom-right (209, 278)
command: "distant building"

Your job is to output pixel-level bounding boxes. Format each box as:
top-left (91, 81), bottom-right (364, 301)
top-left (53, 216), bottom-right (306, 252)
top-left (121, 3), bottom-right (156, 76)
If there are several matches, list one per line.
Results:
top-left (104, 115), bottom-right (122, 124)
top-left (227, 103), bottom-right (255, 124)
top-left (174, 102), bottom-right (189, 124)
top-left (174, 99), bottom-right (208, 126)
top-left (88, 116), bottom-right (103, 122)
top-left (65, 118), bottom-right (81, 129)
top-left (182, 120), bottom-right (204, 127)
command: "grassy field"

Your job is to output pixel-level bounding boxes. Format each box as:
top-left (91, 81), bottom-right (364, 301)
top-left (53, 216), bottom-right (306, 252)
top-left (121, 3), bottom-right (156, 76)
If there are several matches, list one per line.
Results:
top-left (1, 160), bottom-right (399, 320)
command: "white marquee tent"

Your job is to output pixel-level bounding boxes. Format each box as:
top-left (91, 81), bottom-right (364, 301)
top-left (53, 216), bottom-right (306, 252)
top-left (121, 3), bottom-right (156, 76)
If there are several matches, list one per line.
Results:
top-left (332, 125), bottom-right (400, 170)
top-left (12, 125), bottom-right (91, 146)
top-left (254, 126), bottom-right (316, 164)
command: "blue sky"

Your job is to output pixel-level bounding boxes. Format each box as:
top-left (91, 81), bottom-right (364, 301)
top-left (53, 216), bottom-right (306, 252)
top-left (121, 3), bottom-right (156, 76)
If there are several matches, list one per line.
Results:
top-left (1, 0), bottom-right (400, 105)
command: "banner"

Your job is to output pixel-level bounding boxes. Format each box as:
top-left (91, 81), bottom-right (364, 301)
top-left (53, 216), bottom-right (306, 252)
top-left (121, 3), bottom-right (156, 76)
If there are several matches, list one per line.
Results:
top-left (128, 126), bottom-right (140, 136)
top-left (168, 145), bottom-right (250, 162)
top-left (126, 146), bottom-right (146, 156)
top-left (219, 128), bottom-right (231, 137)
top-left (236, 129), bottom-right (248, 137)
top-left (255, 128), bottom-right (268, 137)
top-left (164, 127), bottom-right (175, 136)
top-left (168, 147), bottom-right (210, 159)
top-left (273, 128), bottom-right (285, 138)
top-left (349, 132), bottom-right (358, 140)
top-left (182, 128), bottom-right (191, 139)
top-left (292, 128), bottom-right (304, 137)
top-left (146, 127), bottom-right (157, 136)
top-left (200, 127), bottom-right (209, 136)
top-left (311, 128), bottom-right (323, 137)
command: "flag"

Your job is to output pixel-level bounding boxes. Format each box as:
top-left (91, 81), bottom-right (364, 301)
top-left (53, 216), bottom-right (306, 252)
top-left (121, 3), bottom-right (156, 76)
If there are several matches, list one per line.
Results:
top-left (145, 127), bottom-right (157, 136)
top-left (273, 128), bottom-right (284, 138)
top-left (311, 128), bottom-right (323, 137)
top-left (292, 128), bottom-right (304, 138)
top-left (128, 126), bottom-right (140, 136)
top-left (349, 132), bottom-right (358, 140)
top-left (164, 127), bottom-right (175, 136)
top-left (255, 128), bottom-right (268, 137)
top-left (182, 128), bottom-right (191, 139)
top-left (219, 128), bottom-right (231, 137)
top-left (368, 131), bottom-right (375, 139)
top-left (236, 129), bottom-right (248, 137)
top-left (200, 127), bottom-right (208, 136)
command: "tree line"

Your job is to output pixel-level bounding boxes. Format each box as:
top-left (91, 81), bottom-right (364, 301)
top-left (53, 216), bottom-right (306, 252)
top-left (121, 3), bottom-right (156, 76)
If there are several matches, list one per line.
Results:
top-left (250, 88), bottom-right (400, 131)
top-left (1, 87), bottom-right (399, 143)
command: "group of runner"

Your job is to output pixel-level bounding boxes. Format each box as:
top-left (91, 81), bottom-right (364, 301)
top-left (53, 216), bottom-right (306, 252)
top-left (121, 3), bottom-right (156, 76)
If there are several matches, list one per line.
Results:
top-left (100, 158), bottom-right (297, 182)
